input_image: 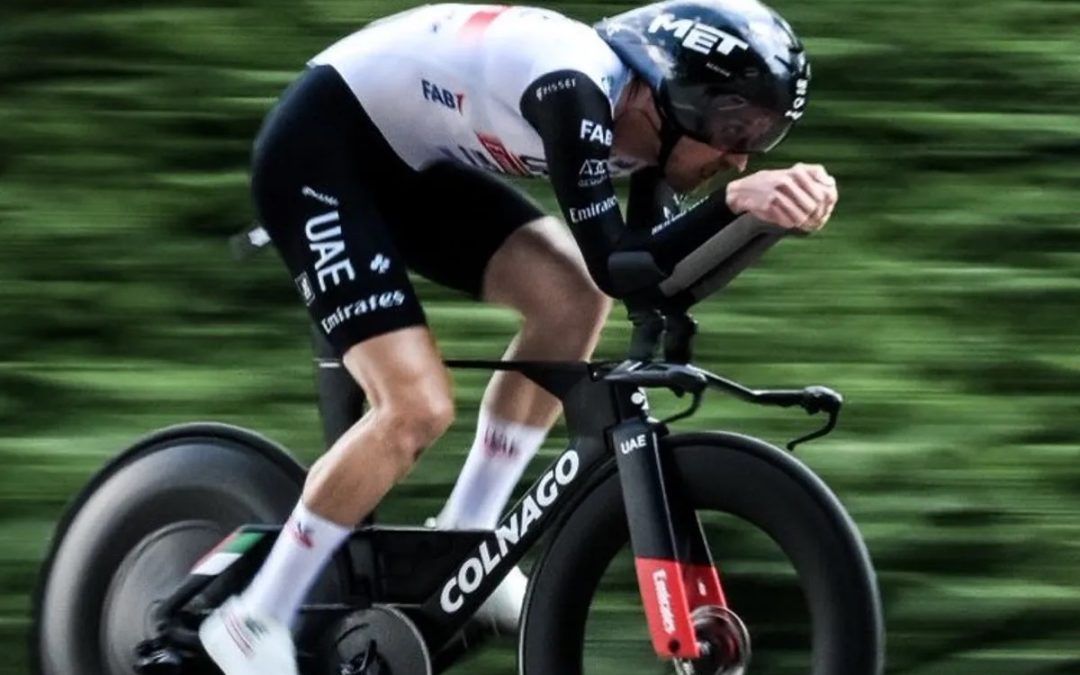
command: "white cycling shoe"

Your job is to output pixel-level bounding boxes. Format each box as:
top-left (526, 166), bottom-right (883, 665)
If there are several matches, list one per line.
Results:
top-left (425, 517), bottom-right (528, 636)
top-left (198, 596), bottom-right (299, 675)
top-left (473, 563), bottom-right (529, 636)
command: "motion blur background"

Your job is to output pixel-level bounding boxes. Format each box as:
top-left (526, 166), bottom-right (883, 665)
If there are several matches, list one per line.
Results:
top-left (1, 0), bottom-right (1078, 673)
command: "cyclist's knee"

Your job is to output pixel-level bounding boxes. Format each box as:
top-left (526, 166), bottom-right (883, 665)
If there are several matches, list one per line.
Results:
top-left (401, 386), bottom-right (455, 450)
top-left (374, 384), bottom-right (454, 478)
top-left (574, 279), bottom-right (612, 328)
top-left (536, 272), bottom-right (611, 336)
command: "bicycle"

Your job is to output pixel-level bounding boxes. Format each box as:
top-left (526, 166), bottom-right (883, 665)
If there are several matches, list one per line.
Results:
top-left (31, 216), bottom-right (884, 675)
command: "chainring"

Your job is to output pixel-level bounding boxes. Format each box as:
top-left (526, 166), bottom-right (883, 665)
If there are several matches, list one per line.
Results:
top-left (322, 605), bottom-right (432, 675)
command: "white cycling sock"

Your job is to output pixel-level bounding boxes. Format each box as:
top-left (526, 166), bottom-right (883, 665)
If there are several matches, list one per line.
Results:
top-left (436, 408), bottom-right (548, 530)
top-left (241, 500), bottom-right (351, 628)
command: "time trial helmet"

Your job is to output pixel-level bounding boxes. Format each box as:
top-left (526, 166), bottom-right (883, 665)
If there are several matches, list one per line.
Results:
top-left (596, 0), bottom-right (810, 154)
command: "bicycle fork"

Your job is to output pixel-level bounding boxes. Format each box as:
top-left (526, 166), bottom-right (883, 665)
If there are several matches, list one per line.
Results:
top-left (610, 417), bottom-right (727, 660)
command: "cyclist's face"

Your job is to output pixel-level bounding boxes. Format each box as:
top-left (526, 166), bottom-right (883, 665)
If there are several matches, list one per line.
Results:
top-left (664, 136), bottom-right (748, 193)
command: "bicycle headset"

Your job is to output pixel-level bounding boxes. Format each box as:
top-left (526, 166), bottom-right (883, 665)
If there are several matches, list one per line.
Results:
top-left (594, 0), bottom-right (811, 165)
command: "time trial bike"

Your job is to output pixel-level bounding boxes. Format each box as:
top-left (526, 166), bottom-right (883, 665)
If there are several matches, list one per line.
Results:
top-left (32, 216), bottom-right (884, 675)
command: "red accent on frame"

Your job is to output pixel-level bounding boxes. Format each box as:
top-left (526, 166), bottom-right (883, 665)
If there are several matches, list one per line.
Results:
top-left (634, 557), bottom-right (701, 659)
top-left (683, 563), bottom-right (728, 609)
top-left (458, 6), bottom-right (509, 38)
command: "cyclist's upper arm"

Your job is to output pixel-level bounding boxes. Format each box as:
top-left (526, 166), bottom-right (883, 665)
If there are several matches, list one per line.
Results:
top-left (520, 70), bottom-right (625, 293)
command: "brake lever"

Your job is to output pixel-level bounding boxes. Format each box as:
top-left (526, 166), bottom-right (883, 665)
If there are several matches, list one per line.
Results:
top-left (786, 385), bottom-right (843, 451)
top-left (660, 387), bottom-right (705, 426)
top-left (604, 362), bottom-right (708, 398)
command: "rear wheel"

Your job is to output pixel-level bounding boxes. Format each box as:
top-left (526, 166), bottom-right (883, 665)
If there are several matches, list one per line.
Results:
top-left (520, 432), bottom-right (883, 675)
top-left (31, 423), bottom-right (328, 675)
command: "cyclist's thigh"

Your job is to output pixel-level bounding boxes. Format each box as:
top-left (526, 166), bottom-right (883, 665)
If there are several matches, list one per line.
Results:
top-left (339, 327), bottom-right (449, 412)
top-left (479, 215), bottom-right (600, 311)
top-left (389, 161), bottom-right (545, 299)
top-left (251, 66), bottom-right (427, 356)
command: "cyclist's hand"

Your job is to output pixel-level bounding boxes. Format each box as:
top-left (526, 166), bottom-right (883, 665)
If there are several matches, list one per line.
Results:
top-left (725, 163), bottom-right (838, 233)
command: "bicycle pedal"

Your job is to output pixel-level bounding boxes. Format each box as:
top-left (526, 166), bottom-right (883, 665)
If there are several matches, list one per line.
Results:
top-left (133, 638), bottom-right (184, 675)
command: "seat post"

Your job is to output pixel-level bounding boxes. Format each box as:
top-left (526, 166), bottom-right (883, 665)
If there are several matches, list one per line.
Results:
top-left (309, 325), bottom-right (367, 450)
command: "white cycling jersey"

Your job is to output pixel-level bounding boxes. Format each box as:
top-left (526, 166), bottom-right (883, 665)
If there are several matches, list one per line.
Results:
top-left (309, 3), bottom-right (635, 176)
top-left (300, 3), bottom-right (743, 302)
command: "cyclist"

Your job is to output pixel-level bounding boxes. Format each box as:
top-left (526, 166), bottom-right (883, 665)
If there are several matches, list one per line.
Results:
top-left (199, 1), bottom-right (837, 672)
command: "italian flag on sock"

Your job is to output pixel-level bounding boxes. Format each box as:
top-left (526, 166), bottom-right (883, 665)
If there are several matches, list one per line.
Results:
top-left (191, 530), bottom-right (265, 576)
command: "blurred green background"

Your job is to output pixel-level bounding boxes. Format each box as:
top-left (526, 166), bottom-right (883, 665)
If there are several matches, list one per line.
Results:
top-left (2, 0), bottom-right (1078, 673)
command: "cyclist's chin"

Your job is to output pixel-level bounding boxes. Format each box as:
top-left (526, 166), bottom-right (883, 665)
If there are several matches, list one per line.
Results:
top-left (664, 169), bottom-right (701, 194)
top-left (666, 161), bottom-right (728, 195)
top-left (665, 169), bottom-right (724, 201)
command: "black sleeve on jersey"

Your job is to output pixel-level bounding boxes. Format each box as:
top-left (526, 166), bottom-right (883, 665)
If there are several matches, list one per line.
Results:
top-left (626, 167), bottom-right (681, 231)
top-left (521, 69), bottom-right (742, 301)
top-left (616, 188), bottom-right (739, 273)
top-left (520, 70), bottom-right (625, 293)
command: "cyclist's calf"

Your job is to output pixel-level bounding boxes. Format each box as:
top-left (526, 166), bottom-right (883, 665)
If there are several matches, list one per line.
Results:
top-left (302, 327), bottom-right (453, 526)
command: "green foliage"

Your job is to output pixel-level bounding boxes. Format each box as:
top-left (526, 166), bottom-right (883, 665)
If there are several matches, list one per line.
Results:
top-left (1, 1), bottom-right (1078, 673)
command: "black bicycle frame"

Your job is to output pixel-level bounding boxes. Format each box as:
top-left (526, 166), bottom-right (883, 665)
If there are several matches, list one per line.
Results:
top-left (318, 355), bottom-right (706, 654)
top-left (158, 355), bottom-right (722, 662)
top-left (142, 216), bottom-right (842, 668)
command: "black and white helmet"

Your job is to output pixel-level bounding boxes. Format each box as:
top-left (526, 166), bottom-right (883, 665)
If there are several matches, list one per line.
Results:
top-left (596, 0), bottom-right (810, 153)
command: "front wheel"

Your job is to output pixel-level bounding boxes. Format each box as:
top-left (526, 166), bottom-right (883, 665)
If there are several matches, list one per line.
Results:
top-left (520, 431), bottom-right (883, 675)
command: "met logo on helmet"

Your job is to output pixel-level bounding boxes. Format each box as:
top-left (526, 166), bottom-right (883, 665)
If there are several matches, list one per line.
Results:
top-left (647, 14), bottom-right (749, 56)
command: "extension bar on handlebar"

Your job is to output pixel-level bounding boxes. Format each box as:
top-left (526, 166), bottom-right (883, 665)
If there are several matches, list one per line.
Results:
top-left (616, 215), bottom-right (802, 364)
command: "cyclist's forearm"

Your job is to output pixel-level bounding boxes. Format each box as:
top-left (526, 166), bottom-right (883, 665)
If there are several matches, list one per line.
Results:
top-left (617, 188), bottom-right (738, 268)
top-left (625, 167), bottom-right (681, 231)
top-left (602, 189), bottom-right (740, 298)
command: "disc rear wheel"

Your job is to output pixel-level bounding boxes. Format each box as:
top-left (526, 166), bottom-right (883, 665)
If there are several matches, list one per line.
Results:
top-left (32, 425), bottom-right (317, 675)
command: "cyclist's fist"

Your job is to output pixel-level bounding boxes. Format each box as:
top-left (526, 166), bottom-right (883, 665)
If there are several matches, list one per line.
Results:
top-left (725, 163), bottom-right (838, 232)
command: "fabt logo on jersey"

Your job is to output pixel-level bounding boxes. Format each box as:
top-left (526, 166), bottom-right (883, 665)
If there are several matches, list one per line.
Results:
top-left (647, 14), bottom-right (749, 56)
top-left (422, 79), bottom-right (465, 115)
top-left (580, 119), bottom-right (613, 146)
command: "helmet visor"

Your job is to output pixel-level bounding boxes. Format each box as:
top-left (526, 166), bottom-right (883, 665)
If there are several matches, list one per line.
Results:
top-left (665, 86), bottom-right (796, 154)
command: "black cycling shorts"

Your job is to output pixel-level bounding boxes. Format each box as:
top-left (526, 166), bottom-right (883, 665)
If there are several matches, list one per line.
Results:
top-left (251, 65), bottom-right (544, 354)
